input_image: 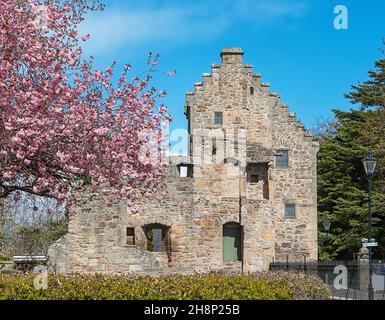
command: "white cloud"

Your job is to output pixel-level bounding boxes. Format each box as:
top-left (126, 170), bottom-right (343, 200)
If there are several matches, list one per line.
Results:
top-left (79, 0), bottom-right (308, 56)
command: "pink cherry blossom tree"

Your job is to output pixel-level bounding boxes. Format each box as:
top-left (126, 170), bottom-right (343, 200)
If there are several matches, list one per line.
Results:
top-left (0, 0), bottom-right (172, 210)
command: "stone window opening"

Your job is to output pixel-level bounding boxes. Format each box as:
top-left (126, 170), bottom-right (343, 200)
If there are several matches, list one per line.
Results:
top-left (275, 150), bottom-right (289, 167)
top-left (284, 203), bottom-right (296, 219)
top-left (126, 227), bottom-right (135, 245)
top-left (222, 222), bottom-right (243, 263)
top-left (214, 111), bottom-right (223, 125)
top-left (249, 174), bottom-right (259, 184)
top-left (142, 223), bottom-right (171, 252)
top-left (250, 87), bottom-right (254, 95)
top-left (177, 164), bottom-right (193, 178)
top-left (212, 139), bottom-right (217, 155)
top-left (246, 163), bottom-right (269, 199)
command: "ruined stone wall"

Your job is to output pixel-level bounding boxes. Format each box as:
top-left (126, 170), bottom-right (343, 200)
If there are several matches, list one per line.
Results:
top-left (126, 163), bottom-right (196, 272)
top-left (48, 191), bottom-right (167, 274)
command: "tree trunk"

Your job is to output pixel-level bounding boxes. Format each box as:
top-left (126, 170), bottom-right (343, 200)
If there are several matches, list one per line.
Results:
top-left (0, 196), bottom-right (4, 251)
top-left (0, 196), bottom-right (4, 227)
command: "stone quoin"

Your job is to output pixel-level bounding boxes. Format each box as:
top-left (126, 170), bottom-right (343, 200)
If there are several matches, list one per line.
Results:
top-left (47, 48), bottom-right (319, 274)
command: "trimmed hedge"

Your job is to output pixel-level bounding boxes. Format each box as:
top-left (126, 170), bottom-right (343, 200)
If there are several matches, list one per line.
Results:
top-left (0, 272), bottom-right (330, 300)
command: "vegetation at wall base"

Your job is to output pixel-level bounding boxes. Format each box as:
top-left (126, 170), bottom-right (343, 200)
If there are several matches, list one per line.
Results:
top-left (0, 271), bottom-right (330, 300)
top-left (0, 252), bottom-right (11, 262)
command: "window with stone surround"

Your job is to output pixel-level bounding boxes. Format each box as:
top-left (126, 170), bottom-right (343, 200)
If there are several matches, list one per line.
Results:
top-left (177, 164), bottom-right (193, 177)
top-left (142, 224), bottom-right (170, 253)
top-left (275, 150), bottom-right (289, 167)
top-left (250, 87), bottom-right (254, 95)
top-left (284, 203), bottom-right (296, 219)
top-left (126, 227), bottom-right (135, 245)
top-left (249, 174), bottom-right (259, 183)
top-left (246, 163), bottom-right (269, 199)
top-left (212, 139), bottom-right (217, 155)
top-left (214, 111), bottom-right (223, 125)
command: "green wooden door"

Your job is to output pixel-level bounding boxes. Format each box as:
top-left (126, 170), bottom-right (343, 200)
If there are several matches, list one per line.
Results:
top-left (223, 224), bottom-right (241, 262)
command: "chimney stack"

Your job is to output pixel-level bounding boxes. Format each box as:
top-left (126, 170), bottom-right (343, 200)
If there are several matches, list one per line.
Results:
top-left (220, 48), bottom-right (244, 65)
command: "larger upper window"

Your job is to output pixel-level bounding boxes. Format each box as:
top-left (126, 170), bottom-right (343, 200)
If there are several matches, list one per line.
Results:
top-left (275, 150), bottom-right (289, 167)
top-left (284, 203), bottom-right (296, 219)
top-left (214, 111), bottom-right (223, 125)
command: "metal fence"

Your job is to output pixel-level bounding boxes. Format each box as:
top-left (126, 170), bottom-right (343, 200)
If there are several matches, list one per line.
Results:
top-left (270, 259), bottom-right (385, 300)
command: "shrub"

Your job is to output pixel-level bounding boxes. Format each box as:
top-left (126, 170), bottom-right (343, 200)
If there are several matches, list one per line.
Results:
top-left (0, 252), bottom-right (11, 262)
top-left (0, 272), bottom-right (330, 300)
top-left (9, 220), bottom-right (68, 256)
top-left (252, 271), bottom-right (331, 300)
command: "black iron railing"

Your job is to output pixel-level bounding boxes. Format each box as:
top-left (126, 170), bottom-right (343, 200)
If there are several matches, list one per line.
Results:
top-left (270, 259), bottom-right (385, 300)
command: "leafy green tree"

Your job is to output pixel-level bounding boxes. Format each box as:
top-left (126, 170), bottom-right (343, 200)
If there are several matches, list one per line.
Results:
top-left (10, 219), bottom-right (68, 256)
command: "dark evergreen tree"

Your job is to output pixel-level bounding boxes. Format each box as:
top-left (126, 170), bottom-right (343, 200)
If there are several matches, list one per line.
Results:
top-left (317, 43), bottom-right (385, 260)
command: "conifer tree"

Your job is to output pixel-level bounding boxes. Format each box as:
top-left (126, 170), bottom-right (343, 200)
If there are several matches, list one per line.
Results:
top-left (318, 43), bottom-right (385, 259)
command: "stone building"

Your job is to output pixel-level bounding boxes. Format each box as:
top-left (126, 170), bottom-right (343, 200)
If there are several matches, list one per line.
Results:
top-left (47, 48), bottom-right (319, 274)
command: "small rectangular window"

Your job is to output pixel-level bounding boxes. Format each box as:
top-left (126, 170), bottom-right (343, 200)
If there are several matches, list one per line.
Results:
top-left (178, 164), bottom-right (193, 177)
top-left (285, 203), bottom-right (296, 219)
top-left (179, 166), bottom-right (188, 177)
top-left (275, 150), bottom-right (289, 167)
top-left (126, 228), bottom-right (135, 245)
top-left (249, 174), bottom-right (259, 183)
top-left (215, 112), bottom-right (223, 125)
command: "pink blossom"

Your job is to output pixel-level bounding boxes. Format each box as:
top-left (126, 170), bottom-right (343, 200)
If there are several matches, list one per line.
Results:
top-left (81, 34), bottom-right (90, 41)
top-left (0, 0), bottom-right (171, 207)
top-left (3, 170), bottom-right (16, 180)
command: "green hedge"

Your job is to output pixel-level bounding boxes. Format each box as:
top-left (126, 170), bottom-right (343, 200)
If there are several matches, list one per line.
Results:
top-left (0, 272), bottom-right (330, 300)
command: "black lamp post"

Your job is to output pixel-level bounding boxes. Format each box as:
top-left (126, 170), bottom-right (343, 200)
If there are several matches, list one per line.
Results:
top-left (321, 218), bottom-right (331, 244)
top-left (362, 149), bottom-right (378, 300)
top-left (323, 218), bottom-right (331, 235)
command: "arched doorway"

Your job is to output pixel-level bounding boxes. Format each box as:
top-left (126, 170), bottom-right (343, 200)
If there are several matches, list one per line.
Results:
top-left (142, 223), bottom-right (171, 254)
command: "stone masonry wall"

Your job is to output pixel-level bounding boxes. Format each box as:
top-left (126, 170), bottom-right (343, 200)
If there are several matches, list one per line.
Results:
top-left (47, 48), bottom-right (319, 274)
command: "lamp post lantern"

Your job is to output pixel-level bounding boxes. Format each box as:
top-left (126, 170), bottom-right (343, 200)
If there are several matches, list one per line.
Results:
top-left (362, 149), bottom-right (378, 300)
top-left (321, 218), bottom-right (331, 243)
top-left (323, 218), bottom-right (331, 234)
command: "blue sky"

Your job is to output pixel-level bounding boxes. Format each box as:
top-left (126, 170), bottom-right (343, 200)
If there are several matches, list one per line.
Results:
top-left (79, 0), bottom-right (385, 144)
